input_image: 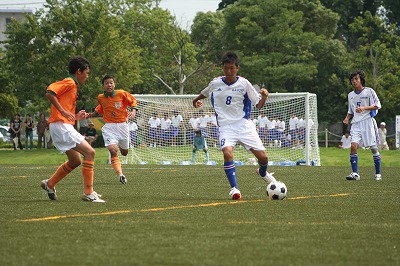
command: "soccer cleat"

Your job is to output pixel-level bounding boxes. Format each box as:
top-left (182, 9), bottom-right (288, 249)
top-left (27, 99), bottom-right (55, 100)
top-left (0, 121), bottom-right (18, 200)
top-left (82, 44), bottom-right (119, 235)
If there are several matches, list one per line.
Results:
top-left (375, 174), bottom-right (382, 181)
top-left (256, 168), bottom-right (277, 184)
top-left (229, 187), bottom-right (242, 200)
top-left (82, 191), bottom-right (106, 203)
top-left (346, 172), bottom-right (360, 181)
top-left (119, 175), bottom-right (127, 184)
top-left (41, 179), bottom-right (57, 200)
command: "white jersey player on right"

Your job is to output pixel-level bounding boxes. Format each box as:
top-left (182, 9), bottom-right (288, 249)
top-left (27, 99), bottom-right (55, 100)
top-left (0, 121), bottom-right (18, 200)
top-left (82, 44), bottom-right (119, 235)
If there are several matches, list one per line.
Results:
top-left (343, 70), bottom-right (382, 181)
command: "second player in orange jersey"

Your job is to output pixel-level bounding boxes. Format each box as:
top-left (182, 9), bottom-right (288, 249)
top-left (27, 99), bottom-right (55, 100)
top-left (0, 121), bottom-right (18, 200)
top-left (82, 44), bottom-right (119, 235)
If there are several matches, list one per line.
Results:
top-left (88, 75), bottom-right (138, 184)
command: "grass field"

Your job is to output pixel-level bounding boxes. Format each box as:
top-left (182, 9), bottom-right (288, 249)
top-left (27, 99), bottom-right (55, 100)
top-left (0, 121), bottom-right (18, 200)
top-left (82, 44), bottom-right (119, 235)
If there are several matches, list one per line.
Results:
top-left (0, 148), bottom-right (399, 266)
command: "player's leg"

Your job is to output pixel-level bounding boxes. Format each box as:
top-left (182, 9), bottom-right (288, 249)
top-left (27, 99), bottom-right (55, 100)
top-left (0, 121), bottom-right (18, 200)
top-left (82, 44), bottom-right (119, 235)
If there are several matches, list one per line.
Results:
top-left (71, 140), bottom-right (97, 197)
top-left (363, 119), bottom-right (381, 180)
top-left (347, 122), bottom-right (361, 180)
top-left (103, 123), bottom-right (127, 184)
top-left (204, 148), bottom-right (209, 162)
top-left (219, 124), bottom-right (241, 200)
top-left (223, 146), bottom-right (241, 200)
top-left (191, 148), bottom-right (197, 163)
top-left (239, 120), bottom-right (276, 184)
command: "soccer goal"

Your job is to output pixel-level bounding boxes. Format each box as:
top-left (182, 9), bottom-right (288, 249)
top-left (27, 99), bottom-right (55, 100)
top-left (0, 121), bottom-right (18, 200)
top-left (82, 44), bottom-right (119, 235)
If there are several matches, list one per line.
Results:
top-left (125, 93), bottom-right (320, 166)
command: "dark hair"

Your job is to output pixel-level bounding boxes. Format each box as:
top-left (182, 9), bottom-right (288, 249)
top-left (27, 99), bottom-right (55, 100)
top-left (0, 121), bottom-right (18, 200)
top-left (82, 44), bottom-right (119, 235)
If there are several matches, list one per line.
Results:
top-left (68, 56), bottom-right (90, 75)
top-left (349, 70), bottom-right (366, 86)
top-left (102, 75), bottom-right (115, 85)
top-left (222, 51), bottom-right (240, 67)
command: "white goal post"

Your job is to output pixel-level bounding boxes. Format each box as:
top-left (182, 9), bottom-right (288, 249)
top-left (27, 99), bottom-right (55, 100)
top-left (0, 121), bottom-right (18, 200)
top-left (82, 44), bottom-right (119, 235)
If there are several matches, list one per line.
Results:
top-left (122, 93), bottom-right (320, 166)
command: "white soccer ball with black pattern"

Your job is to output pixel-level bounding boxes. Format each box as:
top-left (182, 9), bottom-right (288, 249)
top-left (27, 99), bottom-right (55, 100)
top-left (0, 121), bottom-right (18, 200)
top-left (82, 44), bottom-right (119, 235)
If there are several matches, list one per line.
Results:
top-left (266, 181), bottom-right (287, 200)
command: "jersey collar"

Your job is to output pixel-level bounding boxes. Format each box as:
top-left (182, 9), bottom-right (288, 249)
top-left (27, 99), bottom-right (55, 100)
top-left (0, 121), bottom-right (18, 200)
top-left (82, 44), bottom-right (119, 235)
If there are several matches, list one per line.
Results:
top-left (65, 74), bottom-right (79, 85)
top-left (104, 90), bottom-right (116, 98)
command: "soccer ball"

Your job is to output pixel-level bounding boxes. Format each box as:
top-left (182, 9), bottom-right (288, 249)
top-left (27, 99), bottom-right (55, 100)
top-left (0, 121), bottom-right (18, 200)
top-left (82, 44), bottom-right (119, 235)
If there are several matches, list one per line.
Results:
top-left (266, 181), bottom-right (287, 200)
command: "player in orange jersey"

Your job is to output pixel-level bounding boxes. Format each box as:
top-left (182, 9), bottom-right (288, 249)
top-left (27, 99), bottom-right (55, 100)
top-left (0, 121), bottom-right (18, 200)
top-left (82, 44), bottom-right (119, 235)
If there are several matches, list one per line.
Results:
top-left (88, 75), bottom-right (138, 184)
top-left (41, 56), bottom-right (105, 203)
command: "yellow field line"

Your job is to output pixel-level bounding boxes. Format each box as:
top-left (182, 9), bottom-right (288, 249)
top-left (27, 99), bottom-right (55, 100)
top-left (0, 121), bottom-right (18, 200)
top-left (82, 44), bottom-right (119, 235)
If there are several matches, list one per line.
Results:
top-left (17, 193), bottom-right (349, 222)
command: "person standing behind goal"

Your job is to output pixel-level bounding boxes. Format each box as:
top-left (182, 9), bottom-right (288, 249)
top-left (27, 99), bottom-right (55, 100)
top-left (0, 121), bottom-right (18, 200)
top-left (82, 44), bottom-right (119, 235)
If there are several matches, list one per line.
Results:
top-left (192, 51), bottom-right (277, 200)
top-left (88, 75), bottom-right (138, 184)
top-left (343, 70), bottom-right (382, 181)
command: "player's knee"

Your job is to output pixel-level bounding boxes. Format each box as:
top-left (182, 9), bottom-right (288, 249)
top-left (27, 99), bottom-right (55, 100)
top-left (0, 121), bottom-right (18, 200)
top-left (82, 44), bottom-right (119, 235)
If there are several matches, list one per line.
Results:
top-left (120, 148), bottom-right (128, 156)
top-left (370, 145), bottom-right (378, 154)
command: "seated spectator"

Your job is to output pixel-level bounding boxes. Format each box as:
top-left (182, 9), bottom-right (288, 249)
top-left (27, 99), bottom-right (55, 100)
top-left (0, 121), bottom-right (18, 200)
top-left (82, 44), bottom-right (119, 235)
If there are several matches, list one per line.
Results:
top-left (84, 122), bottom-right (98, 146)
top-left (339, 131), bottom-right (351, 149)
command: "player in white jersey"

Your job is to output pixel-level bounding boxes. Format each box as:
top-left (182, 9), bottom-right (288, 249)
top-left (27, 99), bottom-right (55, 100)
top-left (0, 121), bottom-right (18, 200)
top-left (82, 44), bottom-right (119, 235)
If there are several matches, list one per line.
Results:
top-left (192, 51), bottom-right (277, 200)
top-left (170, 111), bottom-right (183, 145)
top-left (343, 70), bottom-right (382, 181)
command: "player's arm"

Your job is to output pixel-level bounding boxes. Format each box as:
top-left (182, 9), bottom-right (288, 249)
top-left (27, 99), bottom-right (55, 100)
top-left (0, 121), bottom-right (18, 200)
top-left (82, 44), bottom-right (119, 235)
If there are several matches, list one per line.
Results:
top-left (355, 105), bottom-right (378, 113)
top-left (46, 91), bottom-right (76, 122)
top-left (193, 94), bottom-right (207, 108)
top-left (128, 107), bottom-right (137, 120)
top-left (256, 88), bottom-right (269, 109)
top-left (342, 113), bottom-right (353, 125)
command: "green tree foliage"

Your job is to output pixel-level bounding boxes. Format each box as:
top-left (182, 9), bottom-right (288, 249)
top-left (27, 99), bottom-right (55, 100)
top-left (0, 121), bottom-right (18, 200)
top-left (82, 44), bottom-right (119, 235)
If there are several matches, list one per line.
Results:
top-left (349, 11), bottom-right (400, 122)
top-left (218, 0), bottom-right (350, 122)
top-left (5, 0), bottom-right (144, 111)
top-left (217, 0), bottom-right (238, 10)
top-left (0, 51), bottom-right (19, 118)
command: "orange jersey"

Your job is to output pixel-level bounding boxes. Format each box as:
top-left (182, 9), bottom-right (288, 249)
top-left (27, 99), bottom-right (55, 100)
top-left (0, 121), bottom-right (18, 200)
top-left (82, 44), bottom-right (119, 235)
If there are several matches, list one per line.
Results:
top-left (95, 90), bottom-right (138, 123)
top-left (47, 76), bottom-right (78, 125)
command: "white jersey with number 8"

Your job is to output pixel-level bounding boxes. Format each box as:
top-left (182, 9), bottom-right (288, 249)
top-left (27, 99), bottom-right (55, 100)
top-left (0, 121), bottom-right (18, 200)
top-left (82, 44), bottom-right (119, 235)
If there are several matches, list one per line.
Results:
top-left (200, 76), bottom-right (261, 127)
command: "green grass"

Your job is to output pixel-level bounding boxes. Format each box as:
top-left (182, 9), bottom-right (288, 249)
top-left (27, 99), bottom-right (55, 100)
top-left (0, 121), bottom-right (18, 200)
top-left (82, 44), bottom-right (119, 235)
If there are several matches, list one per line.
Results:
top-left (0, 148), bottom-right (399, 266)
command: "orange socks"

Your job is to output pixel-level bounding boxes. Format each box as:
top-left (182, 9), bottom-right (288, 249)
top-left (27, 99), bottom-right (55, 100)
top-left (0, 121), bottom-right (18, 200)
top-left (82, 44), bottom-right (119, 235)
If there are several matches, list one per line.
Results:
top-left (110, 156), bottom-right (122, 176)
top-left (82, 160), bottom-right (94, 195)
top-left (48, 162), bottom-right (73, 188)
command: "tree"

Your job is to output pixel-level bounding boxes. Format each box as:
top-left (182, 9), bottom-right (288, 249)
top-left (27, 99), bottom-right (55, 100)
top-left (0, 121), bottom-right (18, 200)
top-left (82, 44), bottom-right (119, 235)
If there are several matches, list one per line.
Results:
top-left (4, 0), bottom-right (158, 111)
top-left (349, 11), bottom-right (400, 122)
top-left (0, 50), bottom-right (19, 119)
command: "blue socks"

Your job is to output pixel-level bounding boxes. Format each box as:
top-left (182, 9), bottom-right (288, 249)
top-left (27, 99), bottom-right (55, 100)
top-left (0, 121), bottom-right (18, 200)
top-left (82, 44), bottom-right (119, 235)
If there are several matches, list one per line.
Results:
top-left (351, 153), bottom-right (381, 175)
top-left (224, 161), bottom-right (237, 188)
top-left (373, 153), bottom-right (381, 175)
top-left (258, 161), bottom-right (268, 177)
top-left (350, 153), bottom-right (358, 173)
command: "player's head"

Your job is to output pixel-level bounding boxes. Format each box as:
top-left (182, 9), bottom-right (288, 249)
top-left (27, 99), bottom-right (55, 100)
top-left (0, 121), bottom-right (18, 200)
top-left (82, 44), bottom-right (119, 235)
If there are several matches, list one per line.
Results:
top-left (222, 51), bottom-right (240, 67)
top-left (222, 52), bottom-right (240, 83)
top-left (102, 75), bottom-right (116, 94)
top-left (349, 70), bottom-right (365, 87)
top-left (69, 56), bottom-right (90, 84)
top-left (195, 130), bottom-right (201, 136)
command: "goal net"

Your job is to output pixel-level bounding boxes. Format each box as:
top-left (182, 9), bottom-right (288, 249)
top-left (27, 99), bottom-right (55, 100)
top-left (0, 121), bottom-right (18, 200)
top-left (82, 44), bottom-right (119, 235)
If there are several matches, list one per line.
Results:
top-left (123, 93), bottom-right (320, 166)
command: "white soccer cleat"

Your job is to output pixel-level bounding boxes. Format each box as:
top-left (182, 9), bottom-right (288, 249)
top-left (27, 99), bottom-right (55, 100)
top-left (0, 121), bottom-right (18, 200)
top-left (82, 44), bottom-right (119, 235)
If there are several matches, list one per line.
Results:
top-left (41, 179), bottom-right (57, 200)
top-left (119, 175), bottom-right (127, 184)
top-left (229, 187), bottom-right (242, 200)
top-left (375, 174), bottom-right (382, 181)
top-left (346, 172), bottom-right (360, 181)
top-left (256, 169), bottom-right (277, 184)
top-left (82, 191), bottom-right (106, 203)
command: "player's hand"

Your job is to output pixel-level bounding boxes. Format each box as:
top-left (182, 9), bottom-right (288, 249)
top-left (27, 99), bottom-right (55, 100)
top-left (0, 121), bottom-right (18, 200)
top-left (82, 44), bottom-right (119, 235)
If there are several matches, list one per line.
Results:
top-left (193, 100), bottom-right (203, 108)
top-left (62, 110), bottom-right (76, 122)
top-left (342, 119), bottom-right (348, 125)
top-left (75, 110), bottom-right (87, 120)
top-left (128, 111), bottom-right (136, 120)
top-left (355, 106), bottom-right (364, 113)
top-left (260, 88), bottom-right (269, 99)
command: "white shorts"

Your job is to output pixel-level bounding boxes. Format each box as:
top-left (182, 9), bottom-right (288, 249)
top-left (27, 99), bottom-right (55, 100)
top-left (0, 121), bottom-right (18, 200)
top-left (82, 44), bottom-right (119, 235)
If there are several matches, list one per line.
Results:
top-left (49, 122), bottom-right (85, 153)
top-left (102, 122), bottom-right (129, 149)
top-left (219, 119), bottom-right (265, 151)
top-left (350, 118), bottom-right (379, 147)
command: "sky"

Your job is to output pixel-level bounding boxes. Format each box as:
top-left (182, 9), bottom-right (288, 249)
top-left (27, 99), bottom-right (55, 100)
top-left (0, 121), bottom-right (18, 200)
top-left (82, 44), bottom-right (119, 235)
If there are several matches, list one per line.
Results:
top-left (0, 0), bottom-right (221, 27)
